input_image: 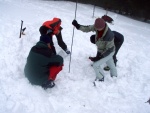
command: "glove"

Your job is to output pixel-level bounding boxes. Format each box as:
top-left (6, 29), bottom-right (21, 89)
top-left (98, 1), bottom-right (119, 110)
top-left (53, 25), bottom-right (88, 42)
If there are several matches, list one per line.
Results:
top-left (72, 20), bottom-right (80, 29)
top-left (89, 56), bottom-right (102, 62)
top-left (65, 49), bottom-right (71, 54)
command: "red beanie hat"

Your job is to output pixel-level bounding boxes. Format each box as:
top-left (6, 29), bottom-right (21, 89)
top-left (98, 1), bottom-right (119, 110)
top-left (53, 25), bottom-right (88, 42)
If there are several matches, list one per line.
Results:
top-left (94, 18), bottom-right (105, 30)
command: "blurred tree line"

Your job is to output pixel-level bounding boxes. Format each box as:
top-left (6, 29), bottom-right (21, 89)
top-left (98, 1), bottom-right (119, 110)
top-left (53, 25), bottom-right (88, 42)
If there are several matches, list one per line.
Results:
top-left (67, 0), bottom-right (150, 22)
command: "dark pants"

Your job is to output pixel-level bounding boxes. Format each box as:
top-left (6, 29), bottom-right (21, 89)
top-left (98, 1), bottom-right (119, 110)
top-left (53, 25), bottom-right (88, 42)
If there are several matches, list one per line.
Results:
top-left (49, 31), bottom-right (67, 54)
top-left (90, 31), bottom-right (124, 66)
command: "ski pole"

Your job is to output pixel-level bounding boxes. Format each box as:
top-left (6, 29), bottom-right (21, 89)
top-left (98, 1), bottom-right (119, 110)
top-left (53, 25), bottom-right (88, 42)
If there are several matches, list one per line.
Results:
top-left (19, 20), bottom-right (23, 38)
top-left (22, 27), bottom-right (26, 35)
top-left (92, 4), bottom-right (96, 18)
top-left (69, 0), bottom-right (78, 73)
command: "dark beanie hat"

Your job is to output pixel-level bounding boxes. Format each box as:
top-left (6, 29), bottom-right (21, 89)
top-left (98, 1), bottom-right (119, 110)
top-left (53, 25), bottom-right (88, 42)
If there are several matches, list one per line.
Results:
top-left (39, 26), bottom-right (49, 35)
top-left (94, 18), bottom-right (105, 30)
top-left (90, 35), bottom-right (95, 44)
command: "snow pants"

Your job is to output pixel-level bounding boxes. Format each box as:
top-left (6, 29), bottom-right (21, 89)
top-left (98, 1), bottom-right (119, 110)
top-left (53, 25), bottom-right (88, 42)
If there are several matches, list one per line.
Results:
top-left (48, 65), bottom-right (63, 81)
top-left (93, 51), bottom-right (117, 79)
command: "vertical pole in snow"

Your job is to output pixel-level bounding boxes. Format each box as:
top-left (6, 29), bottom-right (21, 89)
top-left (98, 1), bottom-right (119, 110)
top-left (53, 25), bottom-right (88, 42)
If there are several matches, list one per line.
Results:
top-left (92, 5), bottom-right (96, 18)
top-left (19, 20), bottom-right (23, 38)
top-left (106, 8), bottom-right (108, 15)
top-left (69, 0), bottom-right (78, 73)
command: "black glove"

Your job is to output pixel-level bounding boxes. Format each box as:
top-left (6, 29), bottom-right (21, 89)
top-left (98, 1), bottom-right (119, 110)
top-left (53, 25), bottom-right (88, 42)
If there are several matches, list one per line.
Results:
top-left (65, 48), bottom-right (71, 54)
top-left (89, 57), bottom-right (100, 62)
top-left (96, 52), bottom-right (102, 57)
top-left (72, 20), bottom-right (80, 29)
top-left (89, 53), bottom-right (103, 62)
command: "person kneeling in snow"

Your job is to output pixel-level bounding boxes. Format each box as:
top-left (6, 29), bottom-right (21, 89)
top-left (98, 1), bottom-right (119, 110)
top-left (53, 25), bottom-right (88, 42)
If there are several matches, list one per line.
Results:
top-left (24, 38), bottom-right (63, 89)
top-left (72, 18), bottom-right (117, 81)
top-left (103, 31), bottom-right (124, 70)
top-left (39, 17), bottom-right (70, 55)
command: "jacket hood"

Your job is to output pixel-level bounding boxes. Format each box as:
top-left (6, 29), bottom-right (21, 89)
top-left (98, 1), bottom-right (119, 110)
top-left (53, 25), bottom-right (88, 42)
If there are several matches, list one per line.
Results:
top-left (35, 41), bottom-right (48, 49)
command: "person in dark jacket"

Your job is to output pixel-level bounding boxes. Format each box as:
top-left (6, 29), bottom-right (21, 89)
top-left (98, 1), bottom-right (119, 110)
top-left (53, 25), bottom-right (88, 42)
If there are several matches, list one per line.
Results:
top-left (39, 17), bottom-right (70, 55)
top-left (103, 31), bottom-right (124, 70)
top-left (24, 40), bottom-right (64, 89)
top-left (112, 31), bottom-right (124, 65)
top-left (72, 18), bottom-right (117, 81)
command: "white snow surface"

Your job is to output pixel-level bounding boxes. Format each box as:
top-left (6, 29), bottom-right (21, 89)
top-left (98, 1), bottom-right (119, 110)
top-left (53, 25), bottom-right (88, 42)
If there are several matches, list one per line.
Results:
top-left (0, 0), bottom-right (150, 113)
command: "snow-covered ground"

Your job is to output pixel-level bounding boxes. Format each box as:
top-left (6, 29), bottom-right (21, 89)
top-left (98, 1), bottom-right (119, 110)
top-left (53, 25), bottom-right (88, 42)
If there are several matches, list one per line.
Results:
top-left (0, 0), bottom-right (150, 113)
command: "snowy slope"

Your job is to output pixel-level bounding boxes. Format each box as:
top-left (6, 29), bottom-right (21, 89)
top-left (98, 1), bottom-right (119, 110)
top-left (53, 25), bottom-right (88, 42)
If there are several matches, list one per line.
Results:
top-left (0, 0), bottom-right (150, 113)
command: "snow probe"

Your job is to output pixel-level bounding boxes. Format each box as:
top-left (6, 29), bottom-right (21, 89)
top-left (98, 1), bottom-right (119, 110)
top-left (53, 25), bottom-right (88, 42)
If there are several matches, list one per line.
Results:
top-left (69, 0), bottom-right (78, 73)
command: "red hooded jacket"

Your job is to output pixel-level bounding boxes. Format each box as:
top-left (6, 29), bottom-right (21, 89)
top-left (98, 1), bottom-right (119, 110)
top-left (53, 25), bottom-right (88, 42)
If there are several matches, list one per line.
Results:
top-left (43, 18), bottom-right (61, 35)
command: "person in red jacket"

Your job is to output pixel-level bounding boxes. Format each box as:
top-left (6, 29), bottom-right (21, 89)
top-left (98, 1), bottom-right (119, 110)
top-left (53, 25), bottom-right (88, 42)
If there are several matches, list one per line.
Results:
top-left (39, 17), bottom-right (70, 55)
